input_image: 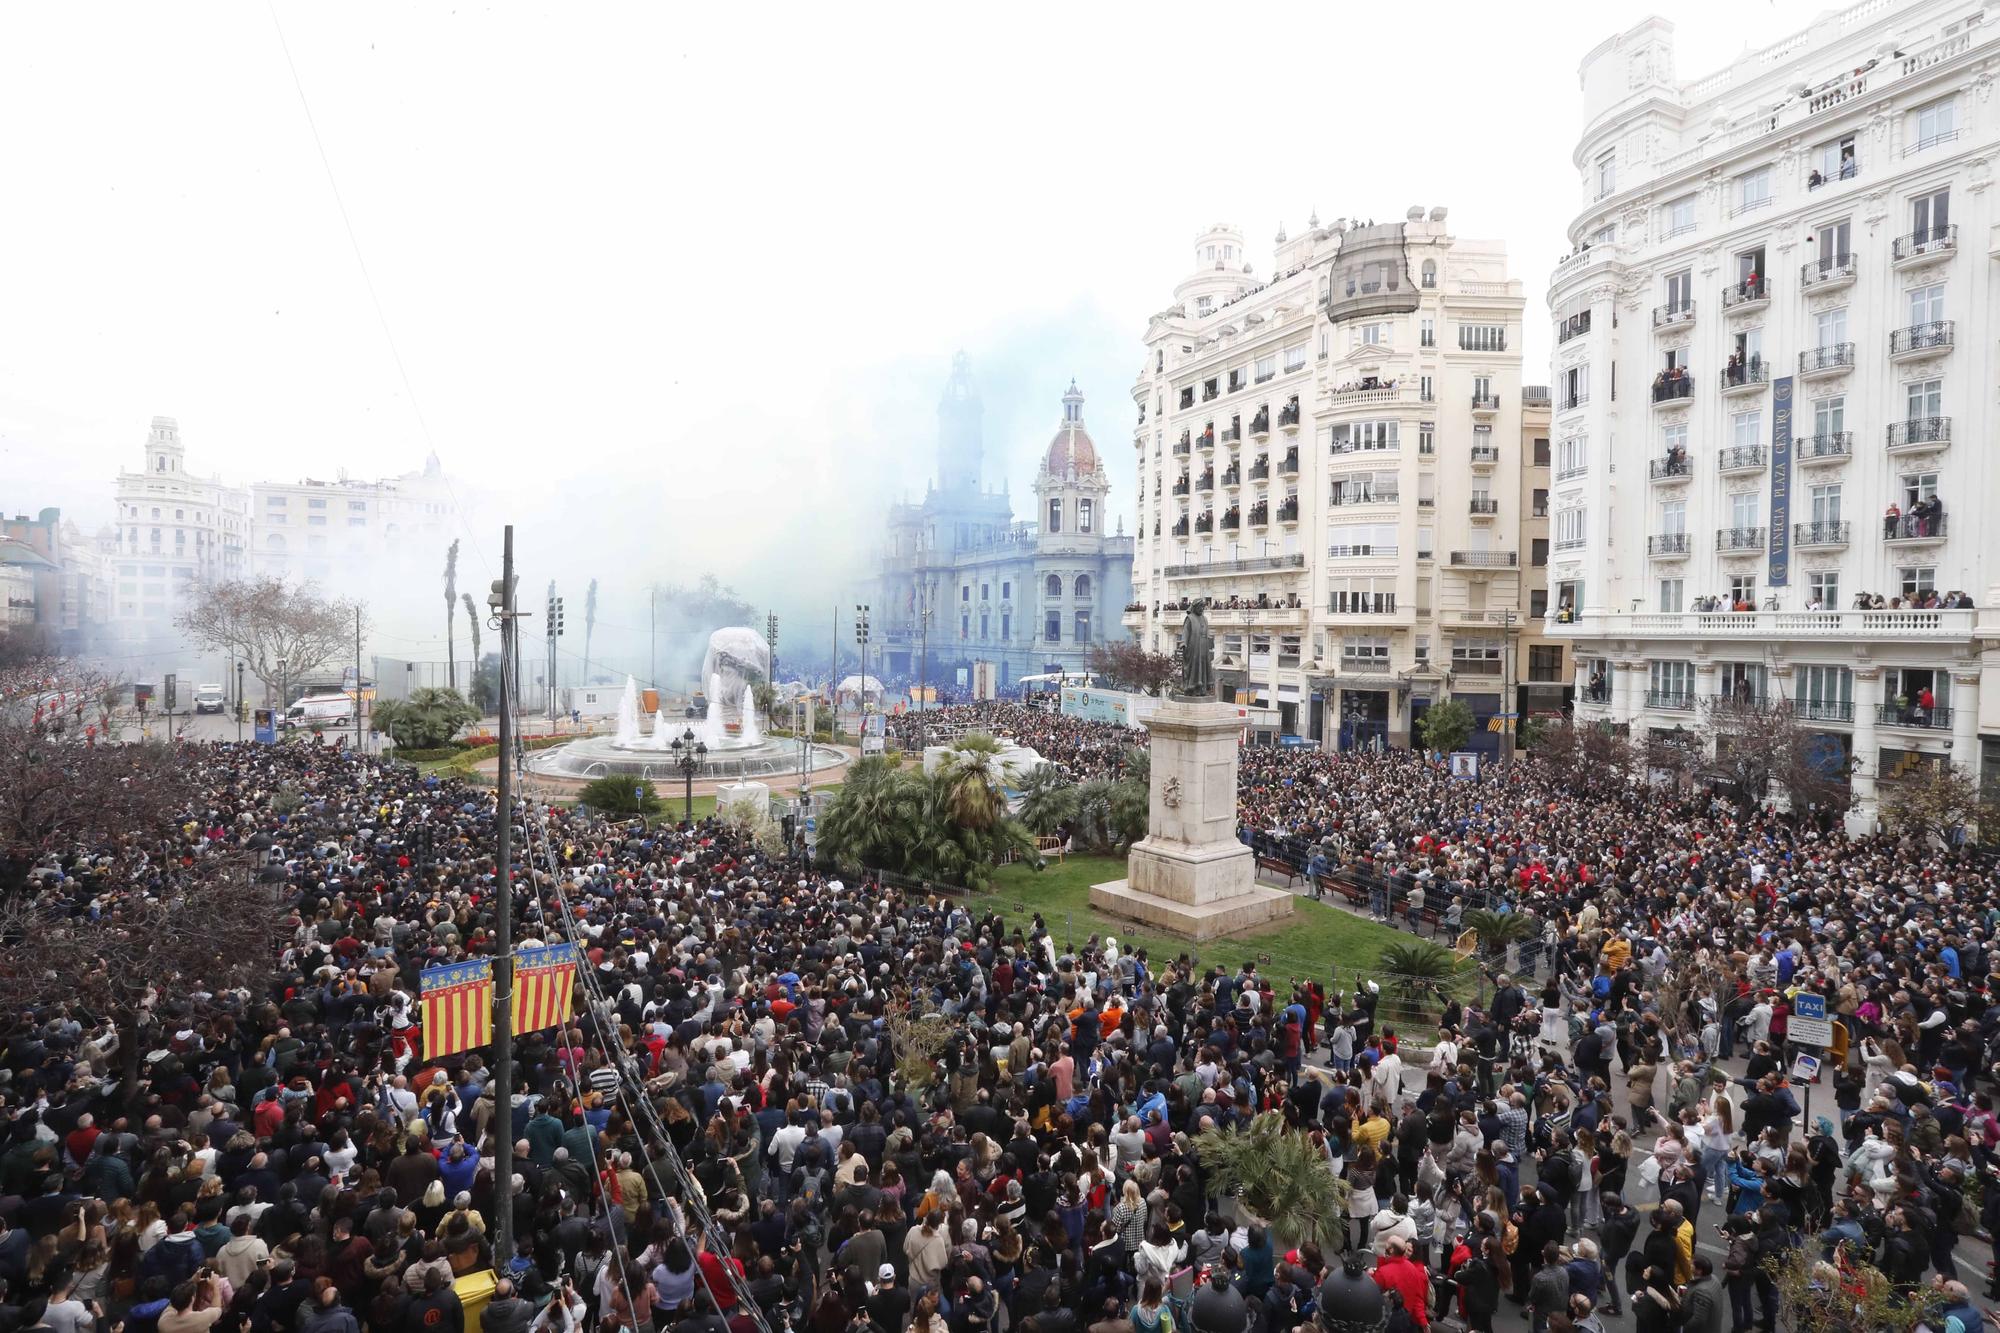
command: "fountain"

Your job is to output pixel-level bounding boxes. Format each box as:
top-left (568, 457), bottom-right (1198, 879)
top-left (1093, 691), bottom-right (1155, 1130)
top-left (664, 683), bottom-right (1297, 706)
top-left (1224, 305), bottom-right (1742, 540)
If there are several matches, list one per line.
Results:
top-left (526, 629), bottom-right (847, 784)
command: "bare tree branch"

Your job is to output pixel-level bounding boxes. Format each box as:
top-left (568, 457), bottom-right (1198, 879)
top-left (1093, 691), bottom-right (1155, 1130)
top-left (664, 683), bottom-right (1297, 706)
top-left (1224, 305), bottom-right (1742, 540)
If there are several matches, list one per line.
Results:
top-left (175, 576), bottom-right (365, 696)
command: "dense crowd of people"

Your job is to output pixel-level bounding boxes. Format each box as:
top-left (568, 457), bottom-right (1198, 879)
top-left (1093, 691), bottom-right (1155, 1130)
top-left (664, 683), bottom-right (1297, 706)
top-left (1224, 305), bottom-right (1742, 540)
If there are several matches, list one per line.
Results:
top-left (3, 694), bottom-right (1998, 1333)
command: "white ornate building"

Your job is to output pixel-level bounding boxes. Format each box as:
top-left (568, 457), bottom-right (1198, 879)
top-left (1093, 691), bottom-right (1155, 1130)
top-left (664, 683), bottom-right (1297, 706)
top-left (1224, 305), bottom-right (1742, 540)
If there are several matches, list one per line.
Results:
top-left (1123, 212), bottom-right (1551, 752)
top-left (1546, 0), bottom-right (2000, 824)
top-left (108, 417), bottom-right (251, 652)
top-left (878, 359), bottom-right (1134, 689)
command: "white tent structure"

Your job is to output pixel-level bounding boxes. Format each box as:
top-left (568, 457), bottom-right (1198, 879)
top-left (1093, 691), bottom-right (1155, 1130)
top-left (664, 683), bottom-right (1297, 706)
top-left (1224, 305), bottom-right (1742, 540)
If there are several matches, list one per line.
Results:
top-left (835, 674), bottom-right (885, 702)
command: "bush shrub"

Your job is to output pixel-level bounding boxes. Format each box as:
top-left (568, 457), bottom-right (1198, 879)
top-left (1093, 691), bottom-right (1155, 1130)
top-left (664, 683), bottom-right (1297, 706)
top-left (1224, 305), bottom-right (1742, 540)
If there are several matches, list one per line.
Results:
top-left (575, 775), bottom-right (661, 815)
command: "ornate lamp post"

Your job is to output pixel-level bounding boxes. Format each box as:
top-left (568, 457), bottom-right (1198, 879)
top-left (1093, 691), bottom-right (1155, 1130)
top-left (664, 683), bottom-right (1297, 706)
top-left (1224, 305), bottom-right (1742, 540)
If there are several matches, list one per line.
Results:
top-left (668, 726), bottom-right (707, 823)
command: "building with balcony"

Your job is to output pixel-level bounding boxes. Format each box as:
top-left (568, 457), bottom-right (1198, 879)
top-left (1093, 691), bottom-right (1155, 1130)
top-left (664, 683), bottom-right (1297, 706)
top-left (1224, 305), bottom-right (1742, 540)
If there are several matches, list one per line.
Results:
top-left (1546, 0), bottom-right (2000, 827)
top-left (249, 452), bottom-right (454, 586)
top-left (1124, 211), bottom-right (1540, 753)
top-left (878, 357), bottom-right (1133, 689)
top-left (109, 417), bottom-right (252, 655)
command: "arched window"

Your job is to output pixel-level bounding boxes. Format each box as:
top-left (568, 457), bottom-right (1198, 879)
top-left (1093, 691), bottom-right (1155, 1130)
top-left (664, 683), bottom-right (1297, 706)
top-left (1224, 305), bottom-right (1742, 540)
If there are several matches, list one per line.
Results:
top-left (156, 455), bottom-right (166, 472)
top-left (1047, 498), bottom-right (1062, 533)
top-left (1079, 498), bottom-right (1094, 533)
top-left (1421, 259), bottom-right (1437, 289)
top-left (1074, 574), bottom-right (1092, 600)
top-left (1045, 574), bottom-right (1062, 598)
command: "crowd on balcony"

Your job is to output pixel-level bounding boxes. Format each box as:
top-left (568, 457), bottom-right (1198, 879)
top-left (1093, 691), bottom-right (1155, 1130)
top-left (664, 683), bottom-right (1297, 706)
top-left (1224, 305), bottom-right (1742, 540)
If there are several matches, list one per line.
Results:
top-left (1883, 498), bottom-right (1945, 541)
top-left (1650, 366), bottom-right (1692, 395)
top-left (1330, 377), bottom-right (1398, 396)
top-left (1849, 589), bottom-right (1974, 611)
top-left (8, 653), bottom-right (2000, 1333)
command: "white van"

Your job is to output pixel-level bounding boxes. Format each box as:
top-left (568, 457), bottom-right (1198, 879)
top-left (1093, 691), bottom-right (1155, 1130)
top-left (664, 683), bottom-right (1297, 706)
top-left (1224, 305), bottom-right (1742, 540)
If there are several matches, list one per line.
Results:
top-left (194, 683), bottom-right (227, 714)
top-left (284, 692), bottom-right (355, 729)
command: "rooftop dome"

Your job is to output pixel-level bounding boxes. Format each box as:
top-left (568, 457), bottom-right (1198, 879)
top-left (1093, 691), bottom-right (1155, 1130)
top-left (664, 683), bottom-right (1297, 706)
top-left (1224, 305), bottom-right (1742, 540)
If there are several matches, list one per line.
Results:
top-left (1044, 380), bottom-right (1097, 474)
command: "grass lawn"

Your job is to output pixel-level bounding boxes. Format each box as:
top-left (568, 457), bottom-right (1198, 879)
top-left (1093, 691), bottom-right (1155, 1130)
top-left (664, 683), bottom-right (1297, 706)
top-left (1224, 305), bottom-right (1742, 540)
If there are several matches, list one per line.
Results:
top-left (982, 855), bottom-right (1442, 984)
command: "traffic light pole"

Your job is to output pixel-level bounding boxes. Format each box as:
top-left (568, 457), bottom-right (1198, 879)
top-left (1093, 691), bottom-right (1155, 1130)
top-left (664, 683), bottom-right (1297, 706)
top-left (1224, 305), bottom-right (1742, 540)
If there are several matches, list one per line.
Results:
top-left (490, 527), bottom-right (519, 1265)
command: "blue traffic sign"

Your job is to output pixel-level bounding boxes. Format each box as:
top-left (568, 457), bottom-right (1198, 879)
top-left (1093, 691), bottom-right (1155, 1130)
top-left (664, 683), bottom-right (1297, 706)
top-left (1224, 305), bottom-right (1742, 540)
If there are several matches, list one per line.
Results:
top-left (1793, 993), bottom-right (1826, 1021)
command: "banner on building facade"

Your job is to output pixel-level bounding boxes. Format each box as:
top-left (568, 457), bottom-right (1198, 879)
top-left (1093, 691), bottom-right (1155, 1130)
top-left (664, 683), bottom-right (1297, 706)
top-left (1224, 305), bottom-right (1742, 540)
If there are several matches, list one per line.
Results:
top-left (1768, 374), bottom-right (1793, 587)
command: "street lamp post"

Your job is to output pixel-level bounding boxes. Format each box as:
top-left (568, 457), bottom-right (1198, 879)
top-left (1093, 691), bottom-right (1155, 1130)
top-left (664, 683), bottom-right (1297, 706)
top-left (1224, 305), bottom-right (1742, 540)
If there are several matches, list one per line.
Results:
top-left (235, 660), bottom-right (245, 743)
top-left (277, 657), bottom-right (288, 734)
top-left (668, 726), bottom-right (706, 824)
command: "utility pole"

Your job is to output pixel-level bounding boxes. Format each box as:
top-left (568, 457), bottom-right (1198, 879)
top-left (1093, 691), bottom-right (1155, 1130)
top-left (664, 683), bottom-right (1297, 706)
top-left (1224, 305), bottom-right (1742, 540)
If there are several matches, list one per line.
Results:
top-left (854, 604), bottom-right (871, 752)
top-left (1500, 608), bottom-right (1516, 764)
top-left (916, 585), bottom-right (932, 745)
top-left (546, 585), bottom-right (564, 725)
top-left (355, 607), bottom-right (364, 754)
top-left (488, 526), bottom-right (519, 1264)
top-left (830, 603), bottom-right (839, 744)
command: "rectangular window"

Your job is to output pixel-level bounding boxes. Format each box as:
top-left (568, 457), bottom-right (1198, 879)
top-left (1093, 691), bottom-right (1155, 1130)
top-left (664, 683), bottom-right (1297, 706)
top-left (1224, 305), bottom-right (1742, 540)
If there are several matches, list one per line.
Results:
top-left (1814, 135), bottom-right (1858, 182)
top-left (961, 585), bottom-right (970, 602)
top-left (1418, 424), bottom-right (1434, 455)
top-left (1357, 322), bottom-right (1390, 346)
top-left (1731, 410), bottom-right (1762, 450)
top-left (1729, 574), bottom-right (1758, 606)
top-left (1001, 581), bottom-right (1011, 599)
top-left (1420, 318), bottom-right (1435, 348)
top-left (1663, 195), bottom-right (1696, 236)
top-left (1649, 660), bottom-right (1694, 700)
top-left (1329, 420), bottom-right (1399, 454)
top-left (1899, 566), bottom-right (1936, 597)
top-left (347, 517), bottom-right (366, 527)
top-left (1730, 492), bottom-right (1760, 529)
top-left (1899, 470), bottom-right (1939, 506)
top-left (1912, 187), bottom-right (1951, 237)
top-left (1657, 578), bottom-right (1684, 612)
top-left (1815, 307), bottom-right (1848, 346)
top-left (1818, 219), bottom-right (1852, 265)
top-left (1531, 537), bottom-right (1549, 567)
top-left (1555, 436), bottom-right (1587, 478)
top-left (1660, 499), bottom-right (1687, 535)
top-left (1554, 508), bottom-right (1587, 548)
top-left (1807, 571), bottom-right (1840, 608)
top-left (1596, 151), bottom-right (1616, 197)
top-left (1532, 436), bottom-right (1551, 467)
top-left (1001, 612), bottom-right (1011, 639)
top-left (1532, 488), bottom-right (1548, 518)
top-left (1254, 354), bottom-right (1276, 383)
top-left (1045, 612), bottom-right (1061, 642)
top-left (1283, 343), bottom-right (1307, 372)
top-left (1911, 98), bottom-right (1957, 152)
top-left (1341, 636), bottom-right (1390, 666)
top-left (307, 497), bottom-right (327, 509)
top-left (1327, 523), bottom-right (1399, 558)
top-left (1664, 269), bottom-right (1693, 310)
top-left (1808, 483), bottom-right (1842, 524)
top-left (1814, 396), bottom-right (1845, 436)
top-left (1074, 611), bottom-right (1091, 641)
top-left (1905, 378), bottom-right (1942, 419)
top-left (1457, 324), bottom-right (1507, 352)
top-left (1797, 664), bottom-right (1853, 712)
top-left (1908, 283), bottom-right (1945, 325)
top-left (1738, 167), bottom-right (1773, 212)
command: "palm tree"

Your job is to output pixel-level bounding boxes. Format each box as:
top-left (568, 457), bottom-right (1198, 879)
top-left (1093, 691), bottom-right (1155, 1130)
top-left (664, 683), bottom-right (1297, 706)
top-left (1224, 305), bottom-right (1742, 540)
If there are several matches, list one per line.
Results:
top-left (461, 595), bottom-right (487, 715)
top-left (816, 756), bottom-right (928, 874)
top-left (441, 540), bottom-right (460, 690)
top-left (932, 733), bottom-right (1009, 831)
top-left (1017, 766), bottom-right (1079, 836)
top-left (1462, 908), bottom-right (1536, 959)
top-left (1377, 940), bottom-right (1467, 1011)
top-left (381, 686), bottom-right (479, 750)
top-left (1193, 1112), bottom-right (1349, 1251)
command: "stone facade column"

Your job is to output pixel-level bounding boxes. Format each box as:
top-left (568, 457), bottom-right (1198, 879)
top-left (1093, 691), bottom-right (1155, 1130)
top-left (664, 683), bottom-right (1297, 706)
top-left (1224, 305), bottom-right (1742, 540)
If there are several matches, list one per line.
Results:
top-left (1616, 659), bottom-right (1644, 727)
top-left (1851, 668), bottom-right (1882, 813)
top-left (1952, 671), bottom-right (1980, 766)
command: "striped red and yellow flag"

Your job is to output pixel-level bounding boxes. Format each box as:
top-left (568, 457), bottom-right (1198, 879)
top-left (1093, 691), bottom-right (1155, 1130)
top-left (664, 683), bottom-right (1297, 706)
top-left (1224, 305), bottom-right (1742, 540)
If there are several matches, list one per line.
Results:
top-left (511, 942), bottom-right (579, 1037)
top-left (420, 959), bottom-right (494, 1061)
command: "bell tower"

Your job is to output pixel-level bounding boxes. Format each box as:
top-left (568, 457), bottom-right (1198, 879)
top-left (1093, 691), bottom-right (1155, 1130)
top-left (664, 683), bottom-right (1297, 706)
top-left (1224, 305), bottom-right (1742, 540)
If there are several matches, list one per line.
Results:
top-left (936, 350), bottom-right (983, 493)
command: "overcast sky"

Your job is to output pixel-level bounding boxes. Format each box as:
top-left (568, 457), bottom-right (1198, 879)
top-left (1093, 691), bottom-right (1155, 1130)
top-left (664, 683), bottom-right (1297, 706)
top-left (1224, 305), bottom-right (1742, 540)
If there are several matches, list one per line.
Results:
top-left (0, 0), bottom-right (1833, 664)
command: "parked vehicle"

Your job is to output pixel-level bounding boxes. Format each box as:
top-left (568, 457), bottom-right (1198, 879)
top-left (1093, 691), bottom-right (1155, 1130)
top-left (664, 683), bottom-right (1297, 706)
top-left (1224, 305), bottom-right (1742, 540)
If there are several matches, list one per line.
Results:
top-left (194, 683), bottom-right (227, 714)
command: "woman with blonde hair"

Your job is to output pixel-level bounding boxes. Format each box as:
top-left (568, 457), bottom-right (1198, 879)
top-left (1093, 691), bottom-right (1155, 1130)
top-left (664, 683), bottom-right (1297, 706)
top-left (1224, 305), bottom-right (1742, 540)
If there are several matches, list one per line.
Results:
top-left (1110, 1178), bottom-right (1149, 1257)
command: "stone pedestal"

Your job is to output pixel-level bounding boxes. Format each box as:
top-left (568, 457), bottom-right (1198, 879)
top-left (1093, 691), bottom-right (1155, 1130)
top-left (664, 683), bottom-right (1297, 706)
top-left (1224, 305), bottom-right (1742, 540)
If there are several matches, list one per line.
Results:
top-left (1090, 699), bottom-right (1294, 941)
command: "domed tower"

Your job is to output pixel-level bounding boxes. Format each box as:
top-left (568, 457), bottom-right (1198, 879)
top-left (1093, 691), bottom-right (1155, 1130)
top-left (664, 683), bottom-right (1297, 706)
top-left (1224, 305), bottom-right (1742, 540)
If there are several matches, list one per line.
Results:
top-left (1037, 380), bottom-right (1107, 541)
top-left (936, 350), bottom-right (983, 493)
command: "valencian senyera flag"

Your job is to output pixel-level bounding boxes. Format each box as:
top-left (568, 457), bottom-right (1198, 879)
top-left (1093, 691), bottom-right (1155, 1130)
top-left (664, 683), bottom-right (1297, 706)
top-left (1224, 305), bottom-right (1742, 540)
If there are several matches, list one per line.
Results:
top-left (511, 942), bottom-right (579, 1037)
top-left (420, 959), bottom-right (493, 1060)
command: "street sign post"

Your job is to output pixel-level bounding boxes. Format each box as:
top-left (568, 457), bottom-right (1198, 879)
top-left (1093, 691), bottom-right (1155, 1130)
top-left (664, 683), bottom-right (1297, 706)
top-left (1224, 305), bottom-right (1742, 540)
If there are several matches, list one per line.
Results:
top-left (1789, 992), bottom-right (1833, 1047)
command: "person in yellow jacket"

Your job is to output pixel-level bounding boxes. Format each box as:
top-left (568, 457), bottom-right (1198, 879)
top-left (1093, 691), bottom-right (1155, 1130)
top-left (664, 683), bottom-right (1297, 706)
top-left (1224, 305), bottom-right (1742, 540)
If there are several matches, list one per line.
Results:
top-left (1601, 933), bottom-right (1632, 975)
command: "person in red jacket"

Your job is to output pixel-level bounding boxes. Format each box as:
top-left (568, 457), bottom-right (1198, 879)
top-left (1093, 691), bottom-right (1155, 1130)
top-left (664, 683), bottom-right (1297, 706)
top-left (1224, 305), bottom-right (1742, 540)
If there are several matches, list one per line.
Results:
top-left (1372, 1237), bottom-right (1431, 1329)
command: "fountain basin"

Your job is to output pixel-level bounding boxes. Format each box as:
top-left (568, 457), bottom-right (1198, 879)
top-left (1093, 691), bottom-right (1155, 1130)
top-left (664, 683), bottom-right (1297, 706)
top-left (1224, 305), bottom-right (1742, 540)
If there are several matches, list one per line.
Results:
top-left (525, 734), bottom-right (849, 783)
